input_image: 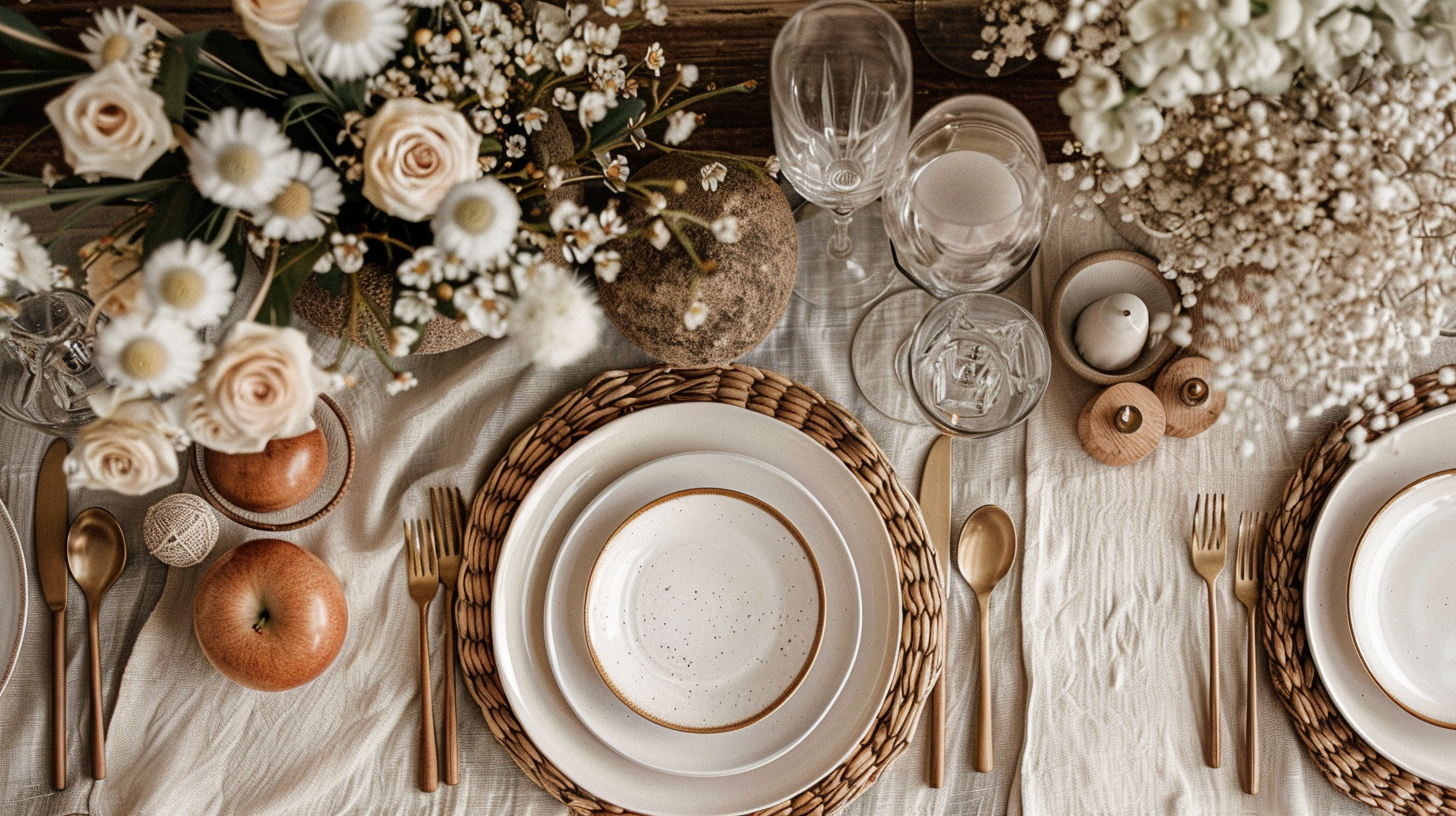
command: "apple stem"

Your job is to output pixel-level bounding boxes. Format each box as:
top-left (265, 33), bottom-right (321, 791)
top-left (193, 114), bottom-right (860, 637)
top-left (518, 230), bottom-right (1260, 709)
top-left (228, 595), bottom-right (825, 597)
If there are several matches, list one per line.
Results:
top-left (253, 611), bottom-right (269, 634)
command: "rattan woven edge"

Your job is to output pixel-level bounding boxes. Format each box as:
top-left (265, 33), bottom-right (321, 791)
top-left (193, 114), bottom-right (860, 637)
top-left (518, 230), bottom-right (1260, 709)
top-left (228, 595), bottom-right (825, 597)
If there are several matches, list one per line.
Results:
top-left (1265, 367), bottom-right (1456, 815)
top-left (455, 363), bottom-right (945, 816)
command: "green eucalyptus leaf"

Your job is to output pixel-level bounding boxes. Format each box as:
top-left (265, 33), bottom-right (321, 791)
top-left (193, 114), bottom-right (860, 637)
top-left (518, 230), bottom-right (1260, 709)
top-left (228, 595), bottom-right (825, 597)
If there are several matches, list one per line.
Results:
top-left (0, 8), bottom-right (88, 72)
top-left (335, 78), bottom-right (367, 112)
top-left (257, 237), bottom-right (330, 326)
top-left (587, 97), bottom-right (646, 150)
top-left (157, 31), bottom-right (206, 123)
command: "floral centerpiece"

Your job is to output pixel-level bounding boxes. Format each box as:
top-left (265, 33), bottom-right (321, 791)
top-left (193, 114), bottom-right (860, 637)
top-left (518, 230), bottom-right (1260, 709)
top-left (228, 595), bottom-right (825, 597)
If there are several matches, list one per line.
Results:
top-left (0, 0), bottom-right (770, 493)
top-left (975, 0), bottom-right (1456, 446)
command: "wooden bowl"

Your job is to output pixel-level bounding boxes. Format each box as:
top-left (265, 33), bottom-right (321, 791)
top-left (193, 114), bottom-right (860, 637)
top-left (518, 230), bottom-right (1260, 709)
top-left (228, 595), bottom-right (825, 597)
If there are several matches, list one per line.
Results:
top-left (1048, 250), bottom-right (1179, 385)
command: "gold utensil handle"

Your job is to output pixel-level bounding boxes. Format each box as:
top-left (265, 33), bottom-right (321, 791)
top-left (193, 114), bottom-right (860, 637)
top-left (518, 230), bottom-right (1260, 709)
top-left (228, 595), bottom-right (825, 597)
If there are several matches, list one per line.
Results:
top-left (1206, 580), bottom-right (1221, 769)
top-left (442, 589), bottom-right (459, 786)
top-left (929, 675), bottom-right (945, 786)
top-left (974, 595), bottom-right (993, 773)
top-left (417, 607), bottom-right (438, 793)
top-left (87, 606), bottom-right (105, 780)
top-left (52, 607), bottom-right (66, 790)
top-left (1244, 612), bottom-right (1259, 794)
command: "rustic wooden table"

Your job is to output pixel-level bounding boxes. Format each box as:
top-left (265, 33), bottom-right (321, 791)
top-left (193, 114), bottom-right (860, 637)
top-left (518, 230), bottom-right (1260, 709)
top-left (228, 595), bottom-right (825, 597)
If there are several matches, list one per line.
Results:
top-left (0, 0), bottom-right (1072, 173)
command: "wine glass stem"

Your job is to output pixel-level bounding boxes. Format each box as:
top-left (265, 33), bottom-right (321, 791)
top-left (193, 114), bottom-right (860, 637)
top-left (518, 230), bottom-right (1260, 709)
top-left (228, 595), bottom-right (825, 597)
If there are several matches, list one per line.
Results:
top-left (827, 211), bottom-right (854, 260)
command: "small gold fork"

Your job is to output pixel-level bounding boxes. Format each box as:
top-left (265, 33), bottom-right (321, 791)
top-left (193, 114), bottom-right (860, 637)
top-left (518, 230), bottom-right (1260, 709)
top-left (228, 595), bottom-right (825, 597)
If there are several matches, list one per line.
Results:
top-left (404, 519), bottom-right (439, 793)
top-left (1190, 493), bottom-right (1227, 769)
top-left (430, 486), bottom-right (464, 786)
top-left (1234, 511), bottom-right (1268, 795)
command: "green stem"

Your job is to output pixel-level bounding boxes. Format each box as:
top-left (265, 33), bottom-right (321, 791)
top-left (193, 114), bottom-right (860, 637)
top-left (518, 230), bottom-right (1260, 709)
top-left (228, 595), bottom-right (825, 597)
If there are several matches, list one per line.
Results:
top-left (0, 123), bottom-right (53, 175)
top-left (208, 208), bottom-right (239, 251)
top-left (4, 179), bottom-right (172, 213)
top-left (0, 21), bottom-right (89, 61)
top-left (243, 239), bottom-right (281, 323)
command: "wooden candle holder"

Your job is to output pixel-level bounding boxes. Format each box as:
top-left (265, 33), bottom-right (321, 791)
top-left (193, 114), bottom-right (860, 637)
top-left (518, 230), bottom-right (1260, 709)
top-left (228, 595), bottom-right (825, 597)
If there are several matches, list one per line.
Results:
top-left (1077, 382), bottom-right (1166, 466)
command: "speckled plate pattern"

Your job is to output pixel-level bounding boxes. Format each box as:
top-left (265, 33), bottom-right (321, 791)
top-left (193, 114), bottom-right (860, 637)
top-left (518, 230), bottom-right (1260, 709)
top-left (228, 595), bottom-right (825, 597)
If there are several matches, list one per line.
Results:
top-left (585, 488), bottom-right (826, 734)
top-left (0, 496), bottom-right (25, 702)
top-left (1347, 470), bottom-right (1456, 730)
top-left (545, 452), bottom-right (860, 776)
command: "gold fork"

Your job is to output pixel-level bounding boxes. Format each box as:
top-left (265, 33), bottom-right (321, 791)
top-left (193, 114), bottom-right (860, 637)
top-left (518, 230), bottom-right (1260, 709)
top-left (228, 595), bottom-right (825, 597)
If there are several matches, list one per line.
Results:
top-left (430, 486), bottom-right (464, 787)
top-left (1190, 493), bottom-right (1227, 769)
top-left (404, 519), bottom-right (440, 793)
top-left (1234, 510), bottom-right (1267, 795)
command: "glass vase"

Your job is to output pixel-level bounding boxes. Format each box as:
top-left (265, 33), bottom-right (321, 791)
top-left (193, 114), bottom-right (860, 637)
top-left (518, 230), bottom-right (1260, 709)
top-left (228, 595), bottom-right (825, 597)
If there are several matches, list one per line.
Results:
top-left (0, 290), bottom-right (111, 434)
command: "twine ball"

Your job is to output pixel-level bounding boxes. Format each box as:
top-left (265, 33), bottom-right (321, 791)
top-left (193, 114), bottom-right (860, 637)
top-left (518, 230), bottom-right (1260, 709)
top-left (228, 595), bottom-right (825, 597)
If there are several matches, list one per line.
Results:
top-left (144, 493), bottom-right (220, 567)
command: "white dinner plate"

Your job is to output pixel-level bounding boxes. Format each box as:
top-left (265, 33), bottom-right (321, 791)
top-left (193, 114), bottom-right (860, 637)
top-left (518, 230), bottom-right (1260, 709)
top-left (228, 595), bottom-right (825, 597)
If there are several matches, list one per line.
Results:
top-left (0, 496), bottom-right (26, 701)
top-left (1347, 470), bottom-right (1456, 729)
top-left (545, 452), bottom-right (861, 777)
top-left (492, 402), bottom-right (901, 816)
top-left (586, 488), bottom-right (825, 733)
top-left (1305, 406), bottom-right (1456, 785)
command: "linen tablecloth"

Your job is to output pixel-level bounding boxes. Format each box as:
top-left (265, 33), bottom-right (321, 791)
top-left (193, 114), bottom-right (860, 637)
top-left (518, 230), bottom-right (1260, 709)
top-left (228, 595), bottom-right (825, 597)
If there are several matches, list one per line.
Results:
top-left (1, 174), bottom-right (1442, 816)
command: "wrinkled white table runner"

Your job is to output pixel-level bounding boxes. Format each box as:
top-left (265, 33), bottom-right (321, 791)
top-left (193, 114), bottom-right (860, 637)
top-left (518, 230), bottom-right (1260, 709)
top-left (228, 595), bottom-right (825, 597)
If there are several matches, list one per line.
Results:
top-left (1, 174), bottom-right (1435, 816)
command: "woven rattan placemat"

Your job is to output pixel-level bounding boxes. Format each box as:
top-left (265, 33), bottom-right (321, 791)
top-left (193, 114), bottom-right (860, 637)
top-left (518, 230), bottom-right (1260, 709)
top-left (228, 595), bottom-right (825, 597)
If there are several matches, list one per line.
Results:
top-left (456, 363), bottom-right (944, 815)
top-left (1265, 367), bottom-right (1456, 814)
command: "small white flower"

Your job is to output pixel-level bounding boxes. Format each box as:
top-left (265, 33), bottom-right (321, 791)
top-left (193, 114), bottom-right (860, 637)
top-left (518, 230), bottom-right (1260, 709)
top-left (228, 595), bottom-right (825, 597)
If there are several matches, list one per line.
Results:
top-left (578, 90), bottom-right (616, 129)
top-left (521, 108), bottom-right (548, 134)
top-left (593, 249), bottom-right (621, 282)
top-left (141, 240), bottom-right (237, 329)
top-left (536, 4), bottom-right (573, 42)
top-left (599, 153), bottom-right (630, 190)
top-left (556, 38), bottom-right (589, 76)
top-left (187, 108), bottom-right (296, 210)
top-left (679, 63), bottom-right (699, 89)
top-left (1117, 99), bottom-right (1165, 146)
top-left (664, 110), bottom-right (697, 145)
top-left (79, 6), bottom-right (157, 78)
top-left (296, 0), bottom-right (409, 81)
top-left (603, 0), bottom-right (634, 17)
top-left (710, 216), bottom-right (740, 243)
top-left (644, 0), bottom-right (668, 25)
top-left (552, 87), bottom-right (578, 111)
top-left (598, 203), bottom-right (627, 238)
top-left (583, 21), bottom-right (621, 55)
top-left (253, 151), bottom-right (344, 242)
top-left (645, 191), bottom-right (667, 215)
top-left (312, 253), bottom-right (335, 274)
top-left (511, 263), bottom-right (603, 367)
top-left (331, 232), bottom-right (367, 273)
top-left (700, 161), bottom-right (727, 192)
top-left (544, 165), bottom-right (568, 191)
top-left (95, 314), bottom-right (205, 396)
top-left (386, 371), bottom-right (418, 394)
top-left (0, 207), bottom-right (56, 295)
top-left (683, 299), bottom-right (708, 330)
top-left (645, 42), bottom-right (666, 75)
top-left (505, 133), bottom-right (527, 158)
top-left (396, 245), bottom-right (446, 288)
top-left (1058, 64), bottom-right (1124, 116)
top-left (393, 289), bottom-right (438, 323)
top-left (647, 218), bottom-right (671, 249)
top-left (764, 155), bottom-right (780, 178)
top-left (453, 280), bottom-right (510, 337)
top-left (388, 325), bottom-right (420, 356)
top-left (431, 177), bottom-right (523, 268)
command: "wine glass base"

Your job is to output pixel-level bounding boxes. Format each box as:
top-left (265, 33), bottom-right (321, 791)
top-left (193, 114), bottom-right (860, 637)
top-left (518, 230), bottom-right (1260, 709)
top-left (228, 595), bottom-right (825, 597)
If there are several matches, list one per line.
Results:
top-left (913, 0), bottom-right (1035, 79)
top-left (793, 202), bottom-right (899, 309)
top-left (851, 288), bottom-right (938, 424)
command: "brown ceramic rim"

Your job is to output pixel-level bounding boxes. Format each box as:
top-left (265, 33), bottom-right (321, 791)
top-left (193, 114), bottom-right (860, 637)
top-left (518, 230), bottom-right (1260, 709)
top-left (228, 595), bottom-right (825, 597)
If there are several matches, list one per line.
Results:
top-left (582, 487), bottom-right (827, 734)
top-left (189, 393), bottom-right (356, 533)
top-left (1345, 469), bottom-right (1456, 730)
top-left (0, 497), bottom-right (25, 700)
top-left (1049, 249), bottom-right (1179, 385)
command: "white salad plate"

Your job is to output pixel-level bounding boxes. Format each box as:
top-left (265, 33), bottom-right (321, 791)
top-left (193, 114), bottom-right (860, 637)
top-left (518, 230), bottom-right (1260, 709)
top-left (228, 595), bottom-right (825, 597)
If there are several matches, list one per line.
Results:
top-left (0, 496), bottom-right (25, 702)
top-left (492, 402), bottom-right (901, 816)
top-left (586, 488), bottom-right (825, 733)
top-left (1347, 470), bottom-right (1456, 730)
top-left (544, 452), bottom-right (861, 777)
top-left (1305, 406), bottom-right (1456, 786)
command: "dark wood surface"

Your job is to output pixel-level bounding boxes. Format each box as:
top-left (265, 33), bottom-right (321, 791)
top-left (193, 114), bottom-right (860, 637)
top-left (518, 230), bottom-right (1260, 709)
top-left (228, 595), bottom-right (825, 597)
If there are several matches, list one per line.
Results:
top-left (0, 0), bottom-right (1073, 174)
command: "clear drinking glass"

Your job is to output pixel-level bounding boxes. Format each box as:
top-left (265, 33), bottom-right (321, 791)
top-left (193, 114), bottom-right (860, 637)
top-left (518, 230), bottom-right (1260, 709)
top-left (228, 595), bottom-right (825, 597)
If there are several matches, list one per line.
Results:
top-left (771, 0), bottom-right (912, 308)
top-left (0, 290), bottom-right (110, 434)
top-left (883, 95), bottom-right (1049, 297)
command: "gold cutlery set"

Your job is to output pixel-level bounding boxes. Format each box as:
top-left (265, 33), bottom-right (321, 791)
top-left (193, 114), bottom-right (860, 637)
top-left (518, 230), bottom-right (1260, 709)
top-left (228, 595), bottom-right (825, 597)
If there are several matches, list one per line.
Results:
top-left (35, 439), bottom-right (127, 788)
top-left (1189, 493), bottom-right (1268, 794)
top-left (401, 486), bottom-right (466, 793)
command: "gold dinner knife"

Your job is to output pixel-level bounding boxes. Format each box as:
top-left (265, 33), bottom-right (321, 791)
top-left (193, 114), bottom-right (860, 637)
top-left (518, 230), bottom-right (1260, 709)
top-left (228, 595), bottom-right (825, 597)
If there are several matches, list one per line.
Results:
top-left (35, 438), bottom-right (69, 790)
top-left (919, 434), bottom-right (952, 787)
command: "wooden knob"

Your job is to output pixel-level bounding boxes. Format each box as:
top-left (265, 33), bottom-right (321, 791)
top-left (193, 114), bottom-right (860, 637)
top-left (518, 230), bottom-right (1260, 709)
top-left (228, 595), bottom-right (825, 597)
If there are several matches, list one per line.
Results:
top-left (1078, 383), bottom-right (1166, 466)
top-left (1154, 356), bottom-right (1226, 438)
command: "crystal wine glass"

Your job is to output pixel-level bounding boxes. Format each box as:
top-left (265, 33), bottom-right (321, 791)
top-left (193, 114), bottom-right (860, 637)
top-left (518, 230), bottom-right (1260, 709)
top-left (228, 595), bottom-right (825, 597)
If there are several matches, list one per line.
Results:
top-left (771, 0), bottom-right (912, 308)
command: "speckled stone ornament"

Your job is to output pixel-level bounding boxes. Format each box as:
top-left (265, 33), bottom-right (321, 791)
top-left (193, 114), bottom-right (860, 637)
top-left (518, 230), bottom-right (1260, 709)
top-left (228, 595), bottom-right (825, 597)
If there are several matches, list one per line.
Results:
top-left (601, 154), bottom-right (797, 367)
top-left (144, 493), bottom-right (220, 567)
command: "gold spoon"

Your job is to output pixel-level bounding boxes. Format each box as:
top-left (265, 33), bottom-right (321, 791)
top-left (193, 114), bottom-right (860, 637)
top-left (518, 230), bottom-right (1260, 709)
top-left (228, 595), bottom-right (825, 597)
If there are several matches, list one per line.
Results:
top-left (956, 504), bottom-right (1017, 773)
top-left (66, 508), bottom-right (126, 780)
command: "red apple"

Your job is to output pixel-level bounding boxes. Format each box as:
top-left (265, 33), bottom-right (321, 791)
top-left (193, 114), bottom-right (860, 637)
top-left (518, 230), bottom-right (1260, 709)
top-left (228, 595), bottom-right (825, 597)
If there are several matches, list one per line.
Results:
top-left (204, 427), bottom-right (329, 513)
top-left (193, 538), bottom-right (348, 692)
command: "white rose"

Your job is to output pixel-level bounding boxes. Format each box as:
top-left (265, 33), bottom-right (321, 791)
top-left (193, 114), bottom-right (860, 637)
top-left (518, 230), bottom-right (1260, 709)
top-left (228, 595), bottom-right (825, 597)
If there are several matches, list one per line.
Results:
top-left (361, 98), bottom-right (483, 222)
top-left (233, 0), bottom-right (307, 75)
top-left (182, 322), bottom-right (335, 454)
top-left (44, 62), bottom-right (176, 181)
top-left (64, 391), bottom-right (188, 496)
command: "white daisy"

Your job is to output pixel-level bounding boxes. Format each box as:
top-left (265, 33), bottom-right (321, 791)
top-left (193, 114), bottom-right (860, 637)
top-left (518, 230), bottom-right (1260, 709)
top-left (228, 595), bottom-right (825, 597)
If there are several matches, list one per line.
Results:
top-left (141, 240), bottom-right (237, 329)
top-left (431, 178), bottom-right (522, 268)
top-left (297, 0), bottom-right (409, 82)
top-left (188, 108), bottom-right (297, 209)
top-left (79, 6), bottom-right (157, 78)
top-left (253, 152), bottom-right (344, 241)
top-left (0, 208), bottom-right (55, 295)
top-left (95, 314), bottom-right (206, 396)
